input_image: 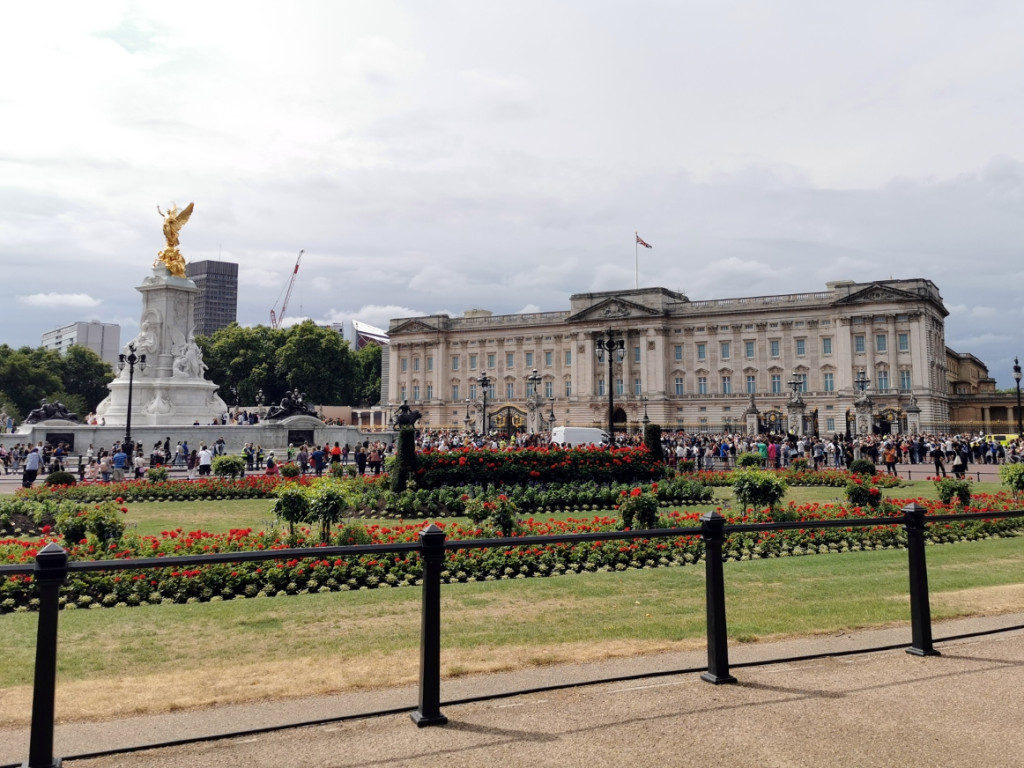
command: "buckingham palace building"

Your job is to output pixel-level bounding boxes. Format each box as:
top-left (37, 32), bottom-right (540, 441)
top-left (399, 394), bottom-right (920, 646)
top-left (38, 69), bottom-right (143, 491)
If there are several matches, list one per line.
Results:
top-left (385, 279), bottom-right (962, 437)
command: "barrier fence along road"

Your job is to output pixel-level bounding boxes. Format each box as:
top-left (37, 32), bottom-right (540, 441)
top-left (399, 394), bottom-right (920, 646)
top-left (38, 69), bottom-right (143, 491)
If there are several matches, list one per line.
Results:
top-left (3, 503), bottom-right (1024, 767)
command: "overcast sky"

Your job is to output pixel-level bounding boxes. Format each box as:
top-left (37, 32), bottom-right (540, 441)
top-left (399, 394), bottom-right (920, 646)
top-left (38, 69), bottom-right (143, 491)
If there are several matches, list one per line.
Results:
top-left (4, 1), bottom-right (1024, 385)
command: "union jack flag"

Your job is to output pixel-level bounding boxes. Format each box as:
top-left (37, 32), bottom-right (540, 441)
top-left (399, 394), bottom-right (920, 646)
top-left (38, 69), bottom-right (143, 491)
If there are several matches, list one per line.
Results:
top-left (636, 234), bottom-right (652, 248)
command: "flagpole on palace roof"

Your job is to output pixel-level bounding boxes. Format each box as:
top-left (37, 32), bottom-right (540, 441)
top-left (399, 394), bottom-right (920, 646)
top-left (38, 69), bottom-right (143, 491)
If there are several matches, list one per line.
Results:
top-left (634, 231), bottom-right (639, 290)
top-left (634, 233), bottom-right (652, 289)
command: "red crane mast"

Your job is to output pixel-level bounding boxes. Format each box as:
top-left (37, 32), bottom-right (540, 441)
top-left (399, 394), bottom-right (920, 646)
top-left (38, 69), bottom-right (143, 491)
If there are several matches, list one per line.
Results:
top-left (270, 249), bottom-right (304, 329)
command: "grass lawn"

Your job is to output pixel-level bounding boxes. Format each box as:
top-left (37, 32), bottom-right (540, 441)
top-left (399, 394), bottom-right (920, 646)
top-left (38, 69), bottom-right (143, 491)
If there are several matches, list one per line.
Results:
top-left (1, 530), bottom-right (1022, 725)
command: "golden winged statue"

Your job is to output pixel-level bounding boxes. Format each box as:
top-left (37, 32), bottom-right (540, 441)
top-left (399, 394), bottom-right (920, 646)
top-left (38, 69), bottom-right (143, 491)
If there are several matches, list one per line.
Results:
top-left (154, 202), bottom-right (194, 277)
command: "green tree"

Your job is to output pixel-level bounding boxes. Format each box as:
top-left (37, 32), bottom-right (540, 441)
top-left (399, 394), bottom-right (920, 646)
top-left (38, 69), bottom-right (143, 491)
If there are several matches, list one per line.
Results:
top-left (0, 345), bottom-right (63, 417)
top-left (276, 321), bottom-right (354, 405)
top-left (60, 345), bottom-right (115, 412)
top-left (352, 343), bottom-right (383, 406)
top-left (198, 324), bottom-right (284, 406)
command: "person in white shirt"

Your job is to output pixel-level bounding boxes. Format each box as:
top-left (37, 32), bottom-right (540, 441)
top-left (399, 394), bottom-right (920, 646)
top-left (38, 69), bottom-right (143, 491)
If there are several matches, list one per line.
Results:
top-left (198, 445), bottom-right (214, 476)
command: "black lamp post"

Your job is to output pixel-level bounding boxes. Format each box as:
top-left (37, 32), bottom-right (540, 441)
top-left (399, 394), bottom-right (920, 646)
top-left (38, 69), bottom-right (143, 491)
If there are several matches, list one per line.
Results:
top-left (476, 372), bottom-right (492, 435)
top-left (1014, 357), bottom-right (1022, 437)
top-left (526, 368), bottom-right (543, 433)
top-left (787, 369), bottom-right (803, 400)
top-left (641, 394), bottom-right (650, 427)
top-left (548, 397), bottom-right (556, 430)
top-left (117, 343), bottom-right (146, 453)
top-left (595, 328), bottom-right (625, 443)
top-left (854, 369), bottom-right (870, 398)
top-left (464, 399), bottom-right (471, 431)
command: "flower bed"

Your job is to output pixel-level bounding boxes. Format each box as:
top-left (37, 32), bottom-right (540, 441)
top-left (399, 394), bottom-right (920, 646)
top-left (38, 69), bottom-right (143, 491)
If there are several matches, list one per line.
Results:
top-left (2, 492), bottom-right (1022, 613)
top-left (413, 445), bottom-right (664, 488)
top-left (13, 475), bottom-right (296, 504)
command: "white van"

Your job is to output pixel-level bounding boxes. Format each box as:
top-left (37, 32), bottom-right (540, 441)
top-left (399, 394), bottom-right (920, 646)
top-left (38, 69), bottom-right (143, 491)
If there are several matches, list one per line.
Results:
top-left (550, 426), bottom-right (609, 448)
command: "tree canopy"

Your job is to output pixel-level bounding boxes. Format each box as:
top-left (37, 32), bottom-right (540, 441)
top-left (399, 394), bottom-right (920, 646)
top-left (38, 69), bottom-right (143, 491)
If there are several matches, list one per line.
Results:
top-left (0, 344), bottom-right (114, 422)
top-left (197, 322), bottom-right (382, 409)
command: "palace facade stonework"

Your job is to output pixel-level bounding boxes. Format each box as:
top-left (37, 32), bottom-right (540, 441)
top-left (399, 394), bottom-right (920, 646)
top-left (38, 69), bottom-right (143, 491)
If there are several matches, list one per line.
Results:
top-left (386, 279), bottom-right (979, 436)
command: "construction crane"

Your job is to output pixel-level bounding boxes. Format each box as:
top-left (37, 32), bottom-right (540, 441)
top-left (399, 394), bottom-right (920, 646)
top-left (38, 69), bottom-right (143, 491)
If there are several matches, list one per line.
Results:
top-left (270, 249), bottom-right (304, 329)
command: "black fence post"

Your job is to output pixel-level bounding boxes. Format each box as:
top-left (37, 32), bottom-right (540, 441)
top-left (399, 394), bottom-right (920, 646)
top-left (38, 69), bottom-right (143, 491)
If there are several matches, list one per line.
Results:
top-left (699, 510), bottom-right (736, 684)
top-left (27, 542), bottom-right (68, 768)
top-left (902, 502), bottom-right (940, 657)
top-left (411, 523), bottom-right (448, 726)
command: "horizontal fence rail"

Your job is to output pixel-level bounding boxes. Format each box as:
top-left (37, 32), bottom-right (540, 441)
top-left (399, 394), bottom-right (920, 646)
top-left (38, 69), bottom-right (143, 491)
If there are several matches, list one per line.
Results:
top-left (4, 504), bottom-right (1024, 766)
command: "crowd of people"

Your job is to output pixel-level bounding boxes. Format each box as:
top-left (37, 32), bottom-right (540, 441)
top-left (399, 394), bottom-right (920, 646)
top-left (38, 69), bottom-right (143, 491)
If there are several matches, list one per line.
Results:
top-left (5, 429), bottom-right (1022, 489)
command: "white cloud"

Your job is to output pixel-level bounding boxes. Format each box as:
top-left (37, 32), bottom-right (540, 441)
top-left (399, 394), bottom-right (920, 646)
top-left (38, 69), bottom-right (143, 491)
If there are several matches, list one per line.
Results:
top-left (18, 293), bottom-right (102, 308)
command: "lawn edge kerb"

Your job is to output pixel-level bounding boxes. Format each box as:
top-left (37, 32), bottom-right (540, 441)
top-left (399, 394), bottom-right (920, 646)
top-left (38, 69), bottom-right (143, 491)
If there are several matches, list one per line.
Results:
top-left (2, 487), bottom-right (1022, 614)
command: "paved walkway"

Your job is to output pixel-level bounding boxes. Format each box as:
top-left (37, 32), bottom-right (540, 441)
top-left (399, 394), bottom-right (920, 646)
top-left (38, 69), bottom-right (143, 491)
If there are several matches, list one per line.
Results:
top-left (2, 614), bottom-right (1023, 768)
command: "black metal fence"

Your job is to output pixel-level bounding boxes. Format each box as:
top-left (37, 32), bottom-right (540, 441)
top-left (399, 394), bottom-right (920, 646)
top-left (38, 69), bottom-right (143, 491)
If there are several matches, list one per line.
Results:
top-left (4, 503), bottom-right (1024, 766)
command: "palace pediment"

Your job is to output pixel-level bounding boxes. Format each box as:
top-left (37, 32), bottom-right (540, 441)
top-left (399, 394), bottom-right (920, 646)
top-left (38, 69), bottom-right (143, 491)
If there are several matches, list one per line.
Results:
top-left (389, 318), bottom-right (440, 336)
top-left (566, 297), bottom-right (662, 323)
top-left (831, 283), bottom-right (924, 307)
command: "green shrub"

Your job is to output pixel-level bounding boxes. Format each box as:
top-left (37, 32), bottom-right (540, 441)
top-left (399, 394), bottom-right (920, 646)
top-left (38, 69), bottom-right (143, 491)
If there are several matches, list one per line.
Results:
top-left (308, 482), bottom-right (349, 543)
top-left (146, 466), bottom-right (169, 483)
top-left (999, 463), bottom-right (1024, 497)
top-left (845, 478), bottom-right (882, 508)
top-left (279, 462), bottom-right (301, 479)
top-left (790, 458), bottom-right (809, 471)
top-left (390, 426), bottom-right (417, 492)
top-left (731, 470), bottom-right (788, 513)
top-left (273, 484), bottom-right (310, 536)
top-left (212, 455), bottom-right (246, 479)
top-left (617, 487), bottom-right (659, 529)
top-left (849, 458), bottom-right (876, 476)
top-left (935, 477), bottom-right (972, 505)
top-left (643, 423), bottom-right (664, 463)
top-left (338, 520), bottom-right (372, 546)
top-left (736, 452), bottom-right (763, 468)
top-left (44, 471), bottom-right (77, 486)
top-left (54, 501), bottom-right (126, 543)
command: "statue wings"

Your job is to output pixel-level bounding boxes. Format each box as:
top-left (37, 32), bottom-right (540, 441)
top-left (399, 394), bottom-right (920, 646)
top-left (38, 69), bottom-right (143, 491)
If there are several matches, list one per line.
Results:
top-left (173, 202), bottom-right (194, 231)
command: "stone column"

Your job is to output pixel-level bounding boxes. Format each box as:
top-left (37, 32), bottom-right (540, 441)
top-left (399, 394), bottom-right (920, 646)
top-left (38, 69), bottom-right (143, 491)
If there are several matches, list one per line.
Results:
top-left (855, 396), bottom-right (873, 436)
top-left (786, 398), bottom-right (806, 437)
